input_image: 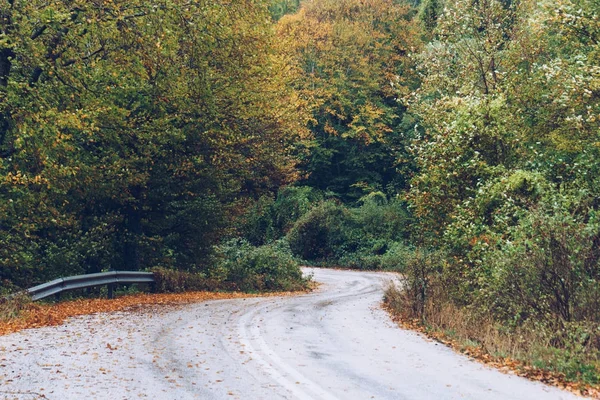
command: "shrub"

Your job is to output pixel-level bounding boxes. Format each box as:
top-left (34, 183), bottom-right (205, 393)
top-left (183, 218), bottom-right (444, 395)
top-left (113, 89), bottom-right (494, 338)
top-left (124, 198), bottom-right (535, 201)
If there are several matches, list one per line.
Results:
top-left (285, 193), bottom-right (413, 268)
top-left (241, 186), bottom-right (323, 246)
top-left (0, 291), bottom-right (32, 322)
top-left (333, 241), bottom-right (408, 270)
top-left (272, 186), bottom-right (324, 233)
top-left (337, 249), bottom-right (384, 270)
top-left (481, 206), bottom-right (600, 328)
top-left (242, 195), bottom-right (278, 246)
top-left (383, 246), bottom-right (447, 321)
top-left (353, 194), bottom-right (412, 243)
top-left (286, 201), bottom-right (353, 261)
top-left (399, 247), bottom-right (446, 319)
top-left (151, 267), bottom-right (224, 293)
top-left (213, 239), bottom-right (308, 292)
top-left (379, 241), bottom-right (414, 271)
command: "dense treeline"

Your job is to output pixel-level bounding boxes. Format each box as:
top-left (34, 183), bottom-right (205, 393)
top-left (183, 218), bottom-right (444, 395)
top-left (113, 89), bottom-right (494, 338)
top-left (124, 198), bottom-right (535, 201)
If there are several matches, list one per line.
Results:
top-left (0, 0), bottom-right (308, 289)
top-left (276, 0), bottom-right (421, 201)
top-left (272, 0), bottom-right (600, 386)
top-left (2, 0), bottom-right (600, 386)
top-left (395, 0), bottom-right (600, 384)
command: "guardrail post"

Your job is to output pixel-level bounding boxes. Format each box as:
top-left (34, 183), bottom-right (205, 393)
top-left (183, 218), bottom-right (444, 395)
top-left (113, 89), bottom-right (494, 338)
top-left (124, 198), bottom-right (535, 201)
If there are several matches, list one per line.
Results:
top-left (54, 292), bottom-right (61, 302)
top-left (107, 283), bottom-right (115, 299)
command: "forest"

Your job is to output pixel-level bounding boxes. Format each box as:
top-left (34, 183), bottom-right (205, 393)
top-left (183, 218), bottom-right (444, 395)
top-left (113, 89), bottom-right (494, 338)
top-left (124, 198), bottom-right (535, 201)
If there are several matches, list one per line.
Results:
top-left (1, 0), bottom-right (600, 389)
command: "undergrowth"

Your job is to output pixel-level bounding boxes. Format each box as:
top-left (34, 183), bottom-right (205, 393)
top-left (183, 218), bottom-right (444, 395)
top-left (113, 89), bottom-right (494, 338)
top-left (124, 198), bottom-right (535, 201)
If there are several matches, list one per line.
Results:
top-left (153, 239), bottom-right (309, 293)
top-left (0, 292), bottom-right (32, 322)
top-left (384, 276), bottom-right (600, 391)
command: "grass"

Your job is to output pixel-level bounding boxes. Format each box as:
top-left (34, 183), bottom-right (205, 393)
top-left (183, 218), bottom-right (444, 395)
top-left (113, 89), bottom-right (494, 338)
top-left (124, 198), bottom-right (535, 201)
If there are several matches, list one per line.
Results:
top-left (0, 291), bottom-right (32, 322)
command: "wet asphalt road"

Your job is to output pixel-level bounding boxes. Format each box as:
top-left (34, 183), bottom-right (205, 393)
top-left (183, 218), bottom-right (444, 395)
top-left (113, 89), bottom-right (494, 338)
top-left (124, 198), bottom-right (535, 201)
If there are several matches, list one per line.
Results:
top-left (0, 268), bottom-right (581, 399)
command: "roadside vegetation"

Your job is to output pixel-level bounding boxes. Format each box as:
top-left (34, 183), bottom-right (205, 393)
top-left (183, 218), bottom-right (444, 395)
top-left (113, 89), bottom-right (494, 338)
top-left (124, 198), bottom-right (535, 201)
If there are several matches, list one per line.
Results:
top-left (1, 0), bottom-right (600, 392)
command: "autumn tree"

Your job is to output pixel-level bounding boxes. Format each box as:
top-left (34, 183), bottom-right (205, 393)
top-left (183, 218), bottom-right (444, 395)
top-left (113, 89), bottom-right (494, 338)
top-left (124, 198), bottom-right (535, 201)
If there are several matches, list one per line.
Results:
top-left (0, 0), bottom-right (309, 288)
top-left (407, 0), bottom-right (523, 239)
top-left (277, 0), bottom-right (422, 201)
top-left (407, 0), bottom-right (600, 334)
top-left (269, 0), bottom-right (301, 20)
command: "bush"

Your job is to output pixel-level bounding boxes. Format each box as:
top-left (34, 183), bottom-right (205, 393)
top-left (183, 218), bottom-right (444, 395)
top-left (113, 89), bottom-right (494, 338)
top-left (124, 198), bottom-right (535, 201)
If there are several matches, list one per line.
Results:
top-left (213, 239), bottom-right (308, 292)
top-left (273, 186), bottom-right (324, 233)
top-left (399, 247), bottom-right (446, 319)
top-left (383, 246), bottom-right (447, 319)
top-left (383, 238), bottom-right (600, 385)
top-left (0, 291), bottom-right (32, 322)
top-left (481, 206), bottom-right (600, 328)
top-left (379, 241), bottom-right (415, 271)
top-left (286, 201), bottom-right (353, 261)
top-left (334, 241), bottom-right (408, 270)
top-left (241, 186), bottom-right (323, 246)
top-left (242, 195), bottom-right (278, 246)
top-left (353, 194), bottom-right (412, 243)
top-left (385, 245), bottom-right (448, 320)
top-left (151, 267), bottom-right (224, 293)
top-left (285, 193), bottom-right (413, 268)
top-left (337, 249), bottom-right (384, 270)
top-left (153, 239), bottom-right (308, 293)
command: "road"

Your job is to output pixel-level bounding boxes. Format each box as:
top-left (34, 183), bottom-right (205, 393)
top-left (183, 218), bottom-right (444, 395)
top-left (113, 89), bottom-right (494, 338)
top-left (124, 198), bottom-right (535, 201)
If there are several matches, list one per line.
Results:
top-left (0, 268), bottom-right (581, 400)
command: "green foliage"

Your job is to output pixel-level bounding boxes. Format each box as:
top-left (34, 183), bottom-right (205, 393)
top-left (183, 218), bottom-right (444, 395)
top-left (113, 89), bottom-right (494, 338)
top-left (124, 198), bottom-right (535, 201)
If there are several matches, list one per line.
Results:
top-left (277, 0), bottom-right (422, 201)
top-left (286, 194), bottom-right (412, 268)
top-left (287, 201), bottom-right (351, 261)
top-left (242, 195), bottom-right (279, 247)
top-left (0, 0), bottom-right (309, 288)
top-left (273, 186), bottom-right (324, 233)
top-left (151, 268), bottom-right (223, 293)
top-left (396, 0), bottom-right (600, 384)
top-left (336, 241), bottom-right (412, 271)
top-left (480, 205), bottom-right (600, 326)
top-left (2, 0), bottom-right (600, 384)
top-left (269, 0), bottom-right (301, 21)
top-left (382, 246), bottom-right (447, 319)
top-left (0, 292), bottom-right (32, 322)
top-left (212, 239), bottom-right (307, 292)
top-left (153, 239), bottom-right (308, 293)
top-left (378, 241), bottom-right (416, 271)
top-left (400, 247), bottom-right (446, 319)
top-left (335, 196), bottom-right (413, 269)
top-left (418, 0), bottom-right (443, 32)
top-left (353, 194), bottom-right (412, 243)
top-left (241, 186), bottom-right (324, 246)
top-left (530, 330), bottom-right (600, 385)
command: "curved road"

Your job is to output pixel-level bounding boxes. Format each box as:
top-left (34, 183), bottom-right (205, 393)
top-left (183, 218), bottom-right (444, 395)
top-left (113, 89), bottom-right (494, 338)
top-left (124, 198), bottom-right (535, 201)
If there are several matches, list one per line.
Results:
top-left (0, 268), bottom-right (580, 400)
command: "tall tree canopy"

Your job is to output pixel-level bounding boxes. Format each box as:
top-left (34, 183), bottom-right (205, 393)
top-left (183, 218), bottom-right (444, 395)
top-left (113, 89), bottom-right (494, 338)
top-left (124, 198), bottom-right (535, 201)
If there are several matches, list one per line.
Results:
top-left (407, 0), bottom-right (600, 317)
top-left (0, 0), bottom-right (309, 287)
top-left (277, 0), bottom-right (422, 201)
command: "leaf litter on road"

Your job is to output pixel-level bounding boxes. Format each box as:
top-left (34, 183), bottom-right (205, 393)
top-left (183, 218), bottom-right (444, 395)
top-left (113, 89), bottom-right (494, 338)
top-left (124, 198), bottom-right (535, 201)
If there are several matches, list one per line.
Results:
top-left (0, 290), bottom-right (308, 337)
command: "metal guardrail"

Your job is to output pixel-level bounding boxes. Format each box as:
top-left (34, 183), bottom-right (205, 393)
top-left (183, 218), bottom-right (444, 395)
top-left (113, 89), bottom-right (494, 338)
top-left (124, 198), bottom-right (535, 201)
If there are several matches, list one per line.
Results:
top-left (26, 271), bottom-right (155, 301)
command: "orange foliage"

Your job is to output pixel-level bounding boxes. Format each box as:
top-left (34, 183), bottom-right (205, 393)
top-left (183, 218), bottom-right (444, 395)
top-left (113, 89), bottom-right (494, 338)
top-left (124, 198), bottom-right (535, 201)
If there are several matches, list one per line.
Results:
top-left (0, 291), bottom-right (303, 337)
